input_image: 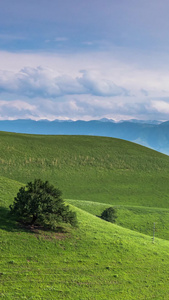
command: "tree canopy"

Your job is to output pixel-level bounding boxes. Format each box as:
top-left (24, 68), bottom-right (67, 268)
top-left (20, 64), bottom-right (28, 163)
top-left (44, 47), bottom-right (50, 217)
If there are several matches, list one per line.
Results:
top-left (100, 207), bottom-right (117, 223)
top-left (9, 179), bottom-right (77, 228)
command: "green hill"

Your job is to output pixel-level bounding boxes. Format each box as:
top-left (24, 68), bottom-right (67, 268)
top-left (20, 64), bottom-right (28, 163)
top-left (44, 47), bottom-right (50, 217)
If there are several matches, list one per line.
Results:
top-left (1, 176), bottom-right (169, 299)
top-left (1, 132), bottom-right (169, 299)
top-left (0, 132), bottom-right (169, 207)
top-left (68, 199), bottom-right (169, 241)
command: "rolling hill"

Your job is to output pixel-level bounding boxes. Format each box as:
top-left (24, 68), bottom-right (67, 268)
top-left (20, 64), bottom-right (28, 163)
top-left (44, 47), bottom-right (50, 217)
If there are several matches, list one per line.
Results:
top-left (1, 133), bottom-right (169, 299)
top-left (1, 118), bottom-right (169, 154)
top-left (0, 132), bottom-right (169, 207)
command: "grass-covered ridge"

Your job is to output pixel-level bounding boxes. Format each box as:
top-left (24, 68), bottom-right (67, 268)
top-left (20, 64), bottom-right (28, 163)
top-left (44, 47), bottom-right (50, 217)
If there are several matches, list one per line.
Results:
top-left (2, 132), bottom-right (169, 298)
top-left (0, 132), bottom-right (169, 207)
top-left (1, 177), bottom-right (169, 299)
top-left (68, 199), bottom-right (169, 241)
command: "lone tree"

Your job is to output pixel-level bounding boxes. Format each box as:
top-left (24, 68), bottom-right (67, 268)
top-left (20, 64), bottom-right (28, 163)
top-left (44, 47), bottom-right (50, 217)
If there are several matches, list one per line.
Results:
top-left (9, 179), bottom-right (77, 228)
top-left (100, 207), bottom-right (117, 223)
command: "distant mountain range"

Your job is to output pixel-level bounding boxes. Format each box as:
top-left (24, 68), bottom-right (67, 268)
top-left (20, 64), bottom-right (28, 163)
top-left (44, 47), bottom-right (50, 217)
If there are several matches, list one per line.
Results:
top-left (1, 118), bottom-right (169, 155)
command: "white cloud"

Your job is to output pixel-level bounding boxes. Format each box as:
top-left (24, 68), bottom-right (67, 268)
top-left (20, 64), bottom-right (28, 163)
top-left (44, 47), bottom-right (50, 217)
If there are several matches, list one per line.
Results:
top-left (78, 70), bottom-right (127, 97)
top-left (0, 66), bottom-right (127, 98)
top-left (150, 100), bottom-right (169, 114)
top-left (1, 50), bottom-right (169, 121)
top-left (0, 100), bottom-right (36, 112)
top-left (0, 100), bottom-right (37, 120)
top-left (0, 96), bottom-right (168, 122)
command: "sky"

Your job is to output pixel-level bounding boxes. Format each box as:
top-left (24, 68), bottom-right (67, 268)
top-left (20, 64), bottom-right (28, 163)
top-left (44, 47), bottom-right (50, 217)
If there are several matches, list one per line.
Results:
top-left (1, 0), bottom-right (169, 121)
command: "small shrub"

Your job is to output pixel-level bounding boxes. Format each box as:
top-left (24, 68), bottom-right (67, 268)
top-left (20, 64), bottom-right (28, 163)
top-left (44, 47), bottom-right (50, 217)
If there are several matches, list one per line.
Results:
top-left (100, 207), bottom-right (117, 223)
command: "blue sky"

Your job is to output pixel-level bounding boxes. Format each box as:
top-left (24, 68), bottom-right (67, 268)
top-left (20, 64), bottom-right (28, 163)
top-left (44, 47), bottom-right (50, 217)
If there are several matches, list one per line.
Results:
top-left (1, 0), bottom-right (169, 121)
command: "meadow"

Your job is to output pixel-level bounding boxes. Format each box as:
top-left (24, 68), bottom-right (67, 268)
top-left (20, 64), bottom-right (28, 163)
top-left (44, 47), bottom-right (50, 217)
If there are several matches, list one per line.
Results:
top-left (1, 132), bottom-right (169, 299)
top-left (1, 132), bottom-right (169, 207)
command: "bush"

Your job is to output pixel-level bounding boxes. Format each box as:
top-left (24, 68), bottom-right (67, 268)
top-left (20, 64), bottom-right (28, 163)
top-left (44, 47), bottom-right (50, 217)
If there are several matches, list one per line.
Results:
top-left (100, 207), bottom-right (117, 223)
top-left (9, 179), bottom-right (77, 229)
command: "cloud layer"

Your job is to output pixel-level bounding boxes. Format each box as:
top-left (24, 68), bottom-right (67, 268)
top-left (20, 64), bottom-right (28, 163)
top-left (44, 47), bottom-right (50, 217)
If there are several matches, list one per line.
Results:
top-left (0, 67), bottom-right (127, 98)
top-left (1, 1), bottom-right (169, 121)
top-left (0, 51), bottom-right (169, 121)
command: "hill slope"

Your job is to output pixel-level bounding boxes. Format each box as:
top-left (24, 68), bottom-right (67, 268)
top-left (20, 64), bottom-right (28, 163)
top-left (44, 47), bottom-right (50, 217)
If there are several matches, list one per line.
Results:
top-left (1, 119), bottom-right (169, 154)
top-left (68, 199), bottom-right (169, 240)
top-left (1, 134), bottom-right (169, 299)
top-left (0, 132), bottom-right (169, 207)
top-left (1, 176), bottom-right (169, 299)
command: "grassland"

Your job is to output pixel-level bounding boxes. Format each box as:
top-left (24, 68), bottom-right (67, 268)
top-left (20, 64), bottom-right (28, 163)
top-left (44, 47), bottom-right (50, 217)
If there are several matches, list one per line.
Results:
top-left (68, 199), bottom-right (169, 241)
top-left (1, 132), bottom-right (169, 299)
top-left (1, 177), bottom-right (169, 299)
top-left (0, 132), bottom-right (169, 207)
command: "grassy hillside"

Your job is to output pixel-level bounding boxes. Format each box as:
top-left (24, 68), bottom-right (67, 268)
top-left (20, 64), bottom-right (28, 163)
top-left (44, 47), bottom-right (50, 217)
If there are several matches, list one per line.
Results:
top-left (0, 132), bottom-right (169, 207)
top-left (68, 199), bottom-right (169, 241)
top-left (1, 177), bottom-right (169, 299)
top-left (2, 133), bottom-right (169, 299)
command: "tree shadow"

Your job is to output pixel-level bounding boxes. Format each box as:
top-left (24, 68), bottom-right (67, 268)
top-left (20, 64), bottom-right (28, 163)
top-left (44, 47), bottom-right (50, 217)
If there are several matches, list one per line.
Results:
top-left (0, 206), bottom-right (68, 234)
top-left (0, 206), bottom-right (20, 232)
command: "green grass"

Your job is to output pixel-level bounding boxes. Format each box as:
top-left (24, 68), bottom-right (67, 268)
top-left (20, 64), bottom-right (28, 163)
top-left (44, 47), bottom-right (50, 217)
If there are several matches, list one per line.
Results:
top-left (1, 133), bottom-right (169, 298)
top-left (68, 199), bottom-right (169, 241)
top-left (1, 178), bottom-right (169, 299)
top-left (0, 132), bottom-right (169, 207)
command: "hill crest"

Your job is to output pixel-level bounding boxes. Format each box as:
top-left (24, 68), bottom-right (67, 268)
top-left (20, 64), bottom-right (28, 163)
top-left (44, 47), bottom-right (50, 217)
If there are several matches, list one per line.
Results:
top-left (0, 118), bottom-right (168, 154)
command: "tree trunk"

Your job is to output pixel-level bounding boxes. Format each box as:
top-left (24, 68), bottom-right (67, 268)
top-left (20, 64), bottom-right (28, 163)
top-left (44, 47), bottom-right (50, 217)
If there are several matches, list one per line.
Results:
top-left (31, 214), bottom-right (37, 225)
